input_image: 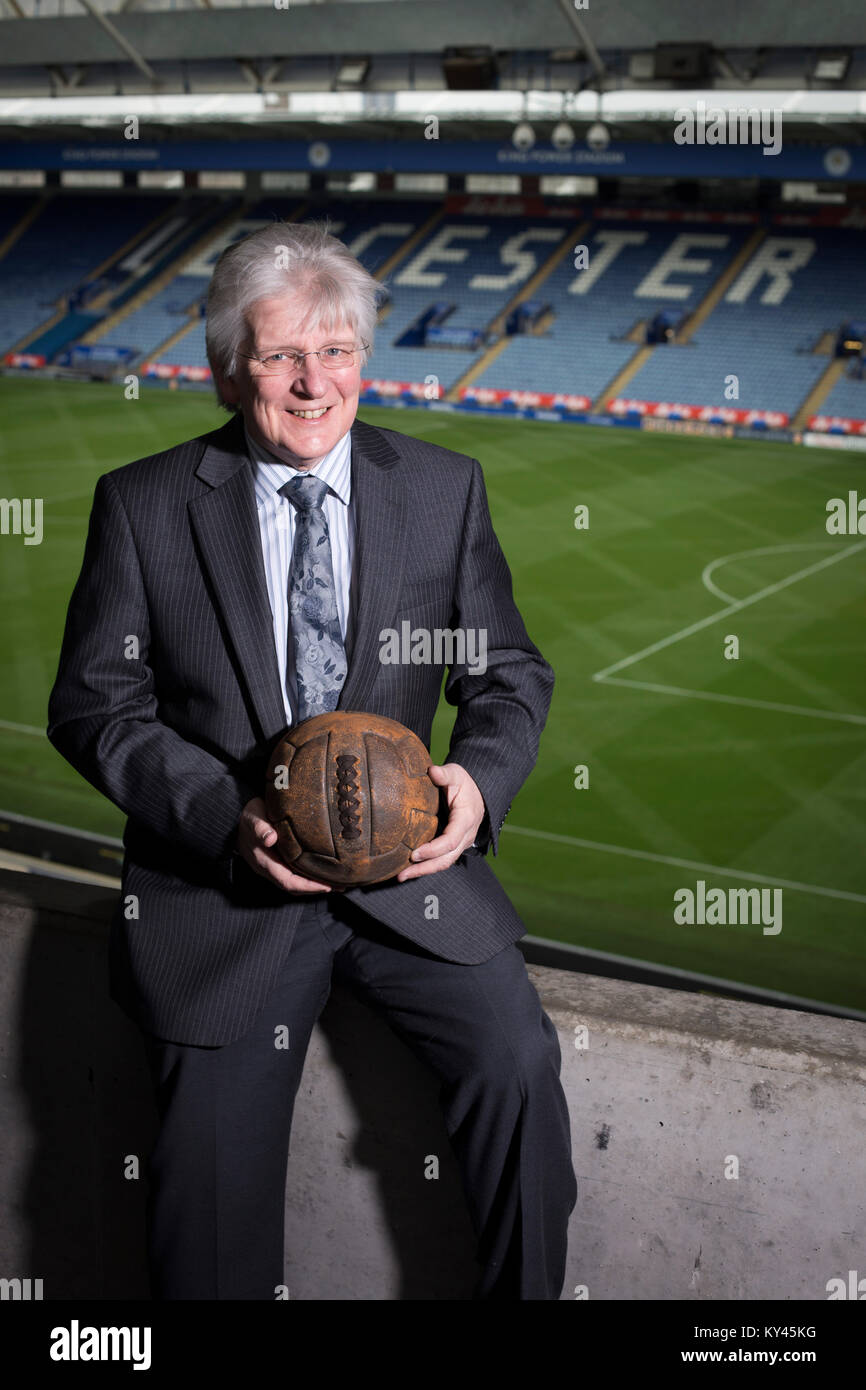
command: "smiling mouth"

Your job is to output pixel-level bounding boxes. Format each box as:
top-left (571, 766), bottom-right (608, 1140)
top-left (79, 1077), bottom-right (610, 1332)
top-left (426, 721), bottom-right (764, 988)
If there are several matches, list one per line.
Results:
top-left (287, 405), bottom-right (332, 419)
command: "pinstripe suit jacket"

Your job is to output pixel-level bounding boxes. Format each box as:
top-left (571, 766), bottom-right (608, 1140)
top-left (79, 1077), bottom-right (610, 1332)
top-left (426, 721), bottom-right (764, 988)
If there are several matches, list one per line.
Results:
top-left (47, 411), bottom-right (554, 1046)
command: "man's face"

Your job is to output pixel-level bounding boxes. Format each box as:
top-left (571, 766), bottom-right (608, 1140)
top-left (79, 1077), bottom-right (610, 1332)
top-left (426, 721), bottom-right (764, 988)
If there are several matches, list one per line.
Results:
top-left (217, 294), bottom-right (363, 470)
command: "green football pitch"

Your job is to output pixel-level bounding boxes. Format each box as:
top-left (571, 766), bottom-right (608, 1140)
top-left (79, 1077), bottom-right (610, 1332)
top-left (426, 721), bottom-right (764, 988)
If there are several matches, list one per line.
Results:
top-left (1, 377), bottom-right (864, 1010)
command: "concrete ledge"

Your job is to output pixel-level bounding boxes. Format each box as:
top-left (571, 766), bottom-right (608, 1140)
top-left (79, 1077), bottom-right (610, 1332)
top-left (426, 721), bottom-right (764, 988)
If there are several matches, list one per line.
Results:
top-left (0, 869), bottom-right (863, 1300)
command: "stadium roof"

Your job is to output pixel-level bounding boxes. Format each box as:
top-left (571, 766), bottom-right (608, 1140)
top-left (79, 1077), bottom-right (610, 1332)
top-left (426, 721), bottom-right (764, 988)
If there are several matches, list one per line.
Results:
top-left (2, 0), bottom-right (866, 56)
top-left (0, 0), bottom-right (863, 146)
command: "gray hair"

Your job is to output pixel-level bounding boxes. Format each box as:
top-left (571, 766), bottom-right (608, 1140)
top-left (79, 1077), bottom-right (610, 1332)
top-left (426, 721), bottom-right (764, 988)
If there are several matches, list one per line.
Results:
top-left (205, 218), bottom-right (382, 410)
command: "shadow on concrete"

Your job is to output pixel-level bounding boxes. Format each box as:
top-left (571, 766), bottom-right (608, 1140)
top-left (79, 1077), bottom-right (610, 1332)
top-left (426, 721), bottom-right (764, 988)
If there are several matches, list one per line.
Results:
top-left (315, 981), bottom-right (479, 1299)
top-left (14, 897), bottom-right (156, 1299)
top-left (6, 875), bottom-right (477, 1299)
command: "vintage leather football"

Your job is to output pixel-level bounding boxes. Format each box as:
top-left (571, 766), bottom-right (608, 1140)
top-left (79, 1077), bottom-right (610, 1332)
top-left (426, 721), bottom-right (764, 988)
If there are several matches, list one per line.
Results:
top-left (265, 710), bottom-right (441, 886)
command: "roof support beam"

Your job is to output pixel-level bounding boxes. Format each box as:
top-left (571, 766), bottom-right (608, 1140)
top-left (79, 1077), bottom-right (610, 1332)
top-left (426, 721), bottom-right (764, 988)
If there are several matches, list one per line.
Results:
top-left (77, 0), bottom-right (157, 85)
top-left (554, 0), bottom-right (608, 90)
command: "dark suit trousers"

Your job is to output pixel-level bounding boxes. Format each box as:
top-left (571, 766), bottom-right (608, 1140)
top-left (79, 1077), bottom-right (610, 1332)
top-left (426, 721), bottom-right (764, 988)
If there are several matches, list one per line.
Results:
top-left (140, 893), bottom-right (578, 1301)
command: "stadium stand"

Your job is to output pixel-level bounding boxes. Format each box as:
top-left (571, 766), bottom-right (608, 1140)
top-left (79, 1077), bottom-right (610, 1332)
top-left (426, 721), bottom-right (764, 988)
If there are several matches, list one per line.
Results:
top-left (0, 194), bottom-right (176, 353)
top-left (474, 215), bottom-right (753, 402)
top-left (2, 194), bottom-right (864, 429)
top-left (626, 226), bottom-right (866, 418)
top-left (818, 357), bottom-right (866, 420)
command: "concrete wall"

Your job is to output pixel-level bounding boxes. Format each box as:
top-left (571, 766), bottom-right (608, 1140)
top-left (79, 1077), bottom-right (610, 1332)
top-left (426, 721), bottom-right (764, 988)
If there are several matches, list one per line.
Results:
top-left (0, 868), bottom-right (863, 1301)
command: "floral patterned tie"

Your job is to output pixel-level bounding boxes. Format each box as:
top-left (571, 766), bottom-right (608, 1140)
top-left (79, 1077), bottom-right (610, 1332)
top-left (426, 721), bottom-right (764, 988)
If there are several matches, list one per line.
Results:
top-left (279, 476), bottom-right (347, 723)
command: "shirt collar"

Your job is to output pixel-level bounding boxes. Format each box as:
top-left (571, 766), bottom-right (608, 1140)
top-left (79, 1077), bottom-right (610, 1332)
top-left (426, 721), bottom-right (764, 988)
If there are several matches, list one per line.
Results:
top-left (245, 423), bottom-right (352, 510)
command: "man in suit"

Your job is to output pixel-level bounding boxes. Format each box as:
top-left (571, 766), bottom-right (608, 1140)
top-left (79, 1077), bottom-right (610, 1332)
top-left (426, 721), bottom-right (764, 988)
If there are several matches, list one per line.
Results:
top-left (47, 220), bottom-right (577, 1301)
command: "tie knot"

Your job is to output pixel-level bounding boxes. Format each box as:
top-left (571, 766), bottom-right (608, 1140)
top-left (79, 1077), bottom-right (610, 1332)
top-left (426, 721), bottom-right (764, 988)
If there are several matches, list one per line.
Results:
top-left (279, 475), bottom-right (330, 512)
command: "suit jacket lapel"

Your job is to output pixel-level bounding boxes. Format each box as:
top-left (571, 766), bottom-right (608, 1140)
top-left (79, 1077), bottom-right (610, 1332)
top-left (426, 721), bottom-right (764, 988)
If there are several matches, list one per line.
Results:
top-left (189, 414), bottom-right (288, 743)
top-left (188, 412), bottom-right (409, 742)
top-left (339, 418), bottom-right (409, 712)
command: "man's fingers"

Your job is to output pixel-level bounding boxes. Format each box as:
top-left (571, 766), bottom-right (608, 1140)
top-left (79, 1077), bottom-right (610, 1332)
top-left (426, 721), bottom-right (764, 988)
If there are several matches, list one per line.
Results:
top-left (411, 815), bottom-right (474, 861)
top-left (411, 833), bottom-right (461, 861)
top-left (397, 828), bottom-right (474, 880)
top-left (396, 846), bottom-right (465, 882)
top-left (239, 797), bottom-right (279, 849)
top-left (237, 797), bottom-right (333, 891)
top-left (246, 810), bottom-right (278, 846)
top-left (425, 761), bottom-right (469, 782)
top-left (249, 843), bottom-right (332, 892)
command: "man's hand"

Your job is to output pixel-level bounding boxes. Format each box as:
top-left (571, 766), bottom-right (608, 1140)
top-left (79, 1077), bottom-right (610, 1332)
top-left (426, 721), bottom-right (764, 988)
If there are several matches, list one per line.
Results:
top-left (236, 796), bottom-right (335, 893)
top-left (396, 762), bottom-right (485, 882)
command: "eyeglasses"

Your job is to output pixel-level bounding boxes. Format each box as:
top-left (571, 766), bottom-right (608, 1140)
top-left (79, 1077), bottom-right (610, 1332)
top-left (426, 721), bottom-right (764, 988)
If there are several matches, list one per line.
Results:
top-left (239, 342), bottom-right (369, 375)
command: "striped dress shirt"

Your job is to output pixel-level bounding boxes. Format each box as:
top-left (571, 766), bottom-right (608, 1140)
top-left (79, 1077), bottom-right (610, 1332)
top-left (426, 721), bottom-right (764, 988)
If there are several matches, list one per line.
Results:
top-left (245, 424), bottom-right (354, 726)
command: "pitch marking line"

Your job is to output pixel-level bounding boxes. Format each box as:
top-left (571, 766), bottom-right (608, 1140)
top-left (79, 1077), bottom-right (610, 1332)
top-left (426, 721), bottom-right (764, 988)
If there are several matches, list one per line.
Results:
top-left (701, 542), bottom-right (836, 604)
top-left (505, 825), bottom-right (866, 906)
top-left (597, 676), bottom-right (866, 726)
top-left (592, 540), bottom-right (866, 725)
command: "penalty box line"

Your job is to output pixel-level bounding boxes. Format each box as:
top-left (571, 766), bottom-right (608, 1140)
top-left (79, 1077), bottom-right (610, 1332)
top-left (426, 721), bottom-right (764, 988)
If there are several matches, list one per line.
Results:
top-left (591, 540), bottom-right (866, 725)
top-left (504, 825), bottom-right (866, 906)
